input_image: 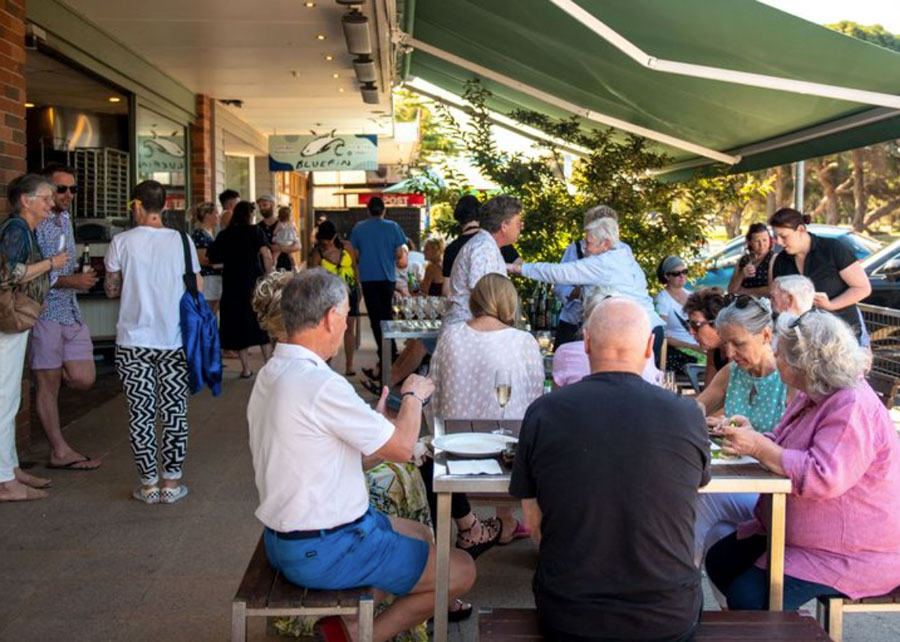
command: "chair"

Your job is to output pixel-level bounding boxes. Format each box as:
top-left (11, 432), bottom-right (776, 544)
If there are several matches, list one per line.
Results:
top-left (817, 587), bottom-right (900, 642)
top-left (866, 370), bottom-right (900, 408)
top-left (685, 363), bottom-right (705, 394)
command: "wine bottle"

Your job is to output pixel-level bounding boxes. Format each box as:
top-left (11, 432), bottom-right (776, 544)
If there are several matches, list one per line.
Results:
top-left (80, 244), bottom-right (91, 273)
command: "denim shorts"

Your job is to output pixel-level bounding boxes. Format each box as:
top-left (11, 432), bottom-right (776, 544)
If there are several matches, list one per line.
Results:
top-left (263, 506), bottom-right (430, 596)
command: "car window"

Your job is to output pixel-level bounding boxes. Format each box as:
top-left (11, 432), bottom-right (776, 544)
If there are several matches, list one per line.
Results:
top-left (865, 240), bottom-right (900, 276)
top-left (839, 233), bottom-right (881, 259)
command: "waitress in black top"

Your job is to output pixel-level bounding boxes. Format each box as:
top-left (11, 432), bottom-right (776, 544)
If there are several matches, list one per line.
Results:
top-left (727, 223), bottom-right (774, 296)
top-left (767, 208), bottom-right (871, 339)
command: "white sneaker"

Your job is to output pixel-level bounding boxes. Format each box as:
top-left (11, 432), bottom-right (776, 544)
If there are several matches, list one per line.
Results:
top-left (132, 486), bottom-right (160, 504)
top-left (160, 485), bottom-right (189, 504)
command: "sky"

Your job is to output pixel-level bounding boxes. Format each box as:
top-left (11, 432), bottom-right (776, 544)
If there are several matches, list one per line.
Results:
top-left (759, 0), bottom-right (900, 33)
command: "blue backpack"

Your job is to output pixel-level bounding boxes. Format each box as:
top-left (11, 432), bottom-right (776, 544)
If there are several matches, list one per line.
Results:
top-left (178, 231), bottom-right (222, 396)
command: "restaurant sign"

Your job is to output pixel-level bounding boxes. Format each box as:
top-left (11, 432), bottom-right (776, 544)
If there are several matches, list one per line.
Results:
top-left (269, 133), bottom-right (378, 172)
top-left (138, 136), bottom-right (185, 173)
top-left (358, 193), bottom-right (426, 207)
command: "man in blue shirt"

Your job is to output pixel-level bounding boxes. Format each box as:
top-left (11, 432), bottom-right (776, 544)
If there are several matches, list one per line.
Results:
top-left (349, 197), bottom-right (408, 379)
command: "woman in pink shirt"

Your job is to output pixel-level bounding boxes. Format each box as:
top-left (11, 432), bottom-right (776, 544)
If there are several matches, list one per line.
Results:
top-left (706, 310), bottom-right (900, 609)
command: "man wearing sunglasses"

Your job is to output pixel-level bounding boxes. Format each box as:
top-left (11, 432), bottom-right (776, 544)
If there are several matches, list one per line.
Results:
top-left (29, 163), bottom-right (100, 471)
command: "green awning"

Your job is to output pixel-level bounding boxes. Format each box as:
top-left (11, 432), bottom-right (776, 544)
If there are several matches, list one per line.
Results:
top-left (400, 0), bottom-right (900, 177)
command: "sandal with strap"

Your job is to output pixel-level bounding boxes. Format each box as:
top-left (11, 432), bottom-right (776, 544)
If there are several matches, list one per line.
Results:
top-left (456, 516), bottom-right (501, 560)
top-left (132, 486), bottom-right (160, 504)
top-left (448, 598), bottom-right (473, 622)
top-left (498, 518), bottom-right (531, 545)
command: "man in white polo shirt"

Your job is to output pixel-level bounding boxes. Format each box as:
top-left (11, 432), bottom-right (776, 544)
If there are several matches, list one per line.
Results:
top-left (248, 269), bottom-right (475, 642)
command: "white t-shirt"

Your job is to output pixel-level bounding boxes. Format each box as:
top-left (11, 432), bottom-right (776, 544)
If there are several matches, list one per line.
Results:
top-left (248, 343), bottom-right (395, 532)
top-left (105, 226), bottom-right (200, 350)
top-left (654, 288), bottom-right (698, 348)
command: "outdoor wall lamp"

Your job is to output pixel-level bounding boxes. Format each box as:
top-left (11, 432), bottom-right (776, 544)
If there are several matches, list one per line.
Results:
top-left (353, 56), bottom-right (377, 83)
top-left (341, 8), bottom-right (372, 56)
top-left (360, 82), bottom-right (379, 104)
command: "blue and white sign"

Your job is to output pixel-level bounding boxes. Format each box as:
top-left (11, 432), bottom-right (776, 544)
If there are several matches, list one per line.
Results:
top-left (269, 132), bottom-right (378, 172)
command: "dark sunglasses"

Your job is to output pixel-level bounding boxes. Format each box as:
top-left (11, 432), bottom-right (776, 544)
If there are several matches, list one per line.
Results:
top-left (727, 293), bottom-right (765, 312)
top-left (788, 308), bottom-right (821, 329)
top-left (666, 269), bottom-right (689, 277)
top-left (55, 185), bottom-right (78, 194)
top-left (687, 319), bottom-right (713, 331)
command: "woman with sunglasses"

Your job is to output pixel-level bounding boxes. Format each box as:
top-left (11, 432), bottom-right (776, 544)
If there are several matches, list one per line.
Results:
top-left (654, 256), bottom-right (701, 375)
top-left (683, 288), bottom-right (730, 383)
top-left (727, 223), bottom-right (774, 296)
top-left (706, 311), bottom-right (900, 610)
top-left (768, 208), bottom-right (871, 340)
top-left (693, 295), bottom-right (789, 565)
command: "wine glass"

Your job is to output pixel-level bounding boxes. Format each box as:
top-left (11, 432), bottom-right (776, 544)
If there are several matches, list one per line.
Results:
top-left (391, 292), bottom-right (402, 320)
top-left (662, 371), bottom-right (678, 394)
top-left (536, 331), bottom-right (552, 355)
top-left (493, 369), bottom-right (513, 436)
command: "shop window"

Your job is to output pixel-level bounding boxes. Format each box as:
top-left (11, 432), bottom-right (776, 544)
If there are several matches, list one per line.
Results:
top-left (137, 107), bottom-right (187, 230)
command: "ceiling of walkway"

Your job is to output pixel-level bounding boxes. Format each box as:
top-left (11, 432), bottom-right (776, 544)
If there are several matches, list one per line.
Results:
top-left (62, 0), bottom-right (395, 136)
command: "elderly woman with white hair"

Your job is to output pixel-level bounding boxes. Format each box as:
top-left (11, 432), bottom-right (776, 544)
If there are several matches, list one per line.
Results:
top-left (771, 275), bottom-right (815, 316)
top-left (706, 310), bottom-right (900, 610)
top-left (693, 295), bottom-right (789, 564)
top-left (507, 217), bottom-right (666, 365)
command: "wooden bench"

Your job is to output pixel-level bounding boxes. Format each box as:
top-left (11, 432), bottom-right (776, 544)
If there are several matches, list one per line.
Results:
top-left (478, 607), bottom-right (832, 641)
top-left (232, 534), bottom-right (375, 642)
top-left (817, 585), bottom-right (900, 642)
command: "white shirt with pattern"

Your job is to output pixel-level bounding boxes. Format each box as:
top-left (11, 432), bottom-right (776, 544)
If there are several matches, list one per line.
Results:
top-left (442, 229), bottom-right (507, 329)
top-left (430, 323), bottom-right (544, 421)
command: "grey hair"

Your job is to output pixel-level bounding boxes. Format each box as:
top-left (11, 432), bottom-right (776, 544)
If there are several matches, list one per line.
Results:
top-left (7, 174), bottom-right (54, 211)
top-left (479, 195), bottom-right (523, 233)
top-left (715, 296), bottom-right (773, 335)
top-left (775, 312), bottom-right (868, 398)
top-left (582, 285), bottom-right (621, 323)
top-left (773, 275), bottom-right (815, 314)
top-left (583, 204), bottom-right (618, 227)
top-left (280, 268), bottom-right (348, 335)
top-left (584, 217), bottom-right (619, 245)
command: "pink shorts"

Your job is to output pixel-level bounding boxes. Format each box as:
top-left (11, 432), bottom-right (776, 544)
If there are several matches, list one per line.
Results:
top-left (29, 319), bottom-right (94, 370)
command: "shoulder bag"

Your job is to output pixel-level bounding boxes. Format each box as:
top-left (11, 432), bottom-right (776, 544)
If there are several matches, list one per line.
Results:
top-left (0, 218), bottom-right (43, 333)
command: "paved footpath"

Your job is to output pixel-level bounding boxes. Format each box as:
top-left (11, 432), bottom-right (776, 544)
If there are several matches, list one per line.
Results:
top-left (2, 322), bottom-right (899, 641)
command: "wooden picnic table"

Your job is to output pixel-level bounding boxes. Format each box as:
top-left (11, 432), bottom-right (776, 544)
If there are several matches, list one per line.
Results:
top-left (431, 418), bottom-right (792, 642)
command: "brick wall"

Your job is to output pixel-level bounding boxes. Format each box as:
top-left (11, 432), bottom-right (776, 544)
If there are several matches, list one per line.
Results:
top-left (189, 94), bottom-right (213, 206)
top-left (1, 0), bottom-right (29, 446)
top-left (0, 0), bottom-right (26, 199)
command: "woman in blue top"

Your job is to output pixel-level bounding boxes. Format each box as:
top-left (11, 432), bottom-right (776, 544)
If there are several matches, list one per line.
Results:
top-left (693, 295), bottom-right (790, 566)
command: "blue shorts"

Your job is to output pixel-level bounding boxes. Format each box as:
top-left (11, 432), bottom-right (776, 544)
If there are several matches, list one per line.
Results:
top-left (422, 337), bottom-right (437, 354)
top-left (263, 506), bottom-right (430, 596)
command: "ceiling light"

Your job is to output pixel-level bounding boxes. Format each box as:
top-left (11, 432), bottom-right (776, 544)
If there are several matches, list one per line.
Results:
top-left (352, 55), bottom-right (377, 83)
top-left (290, 70), bottom-right (300, 78)
top-left (108, 97), bottom-right (121, 103)
top-left (303, 2), bottom-right (316, 6)
top-left (341, 9), bottom-right (372, 56)
top-left (360, 82), bottom-right (379, 104)
top-left (316, 34), bottom-right (326, 40)
top-left (338, 88), bottom-right (345, 93)
top-left (24, 102), bottom-right (34, 108)
top-left (332, 73), bottom-right (340, 79)
top-left (324, 54), bottom-right (334, 61)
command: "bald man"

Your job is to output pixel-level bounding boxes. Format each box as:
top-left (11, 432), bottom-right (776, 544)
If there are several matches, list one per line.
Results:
top-left (510, 298), bottom-right (710, 642)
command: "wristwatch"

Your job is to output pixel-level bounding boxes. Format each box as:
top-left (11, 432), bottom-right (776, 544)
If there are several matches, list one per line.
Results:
top-left (402, 391), bottom-right (431, 406)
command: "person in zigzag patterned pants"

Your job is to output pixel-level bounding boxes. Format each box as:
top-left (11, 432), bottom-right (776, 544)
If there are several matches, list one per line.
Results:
top-left (114, 346), bottom-right (189, 487)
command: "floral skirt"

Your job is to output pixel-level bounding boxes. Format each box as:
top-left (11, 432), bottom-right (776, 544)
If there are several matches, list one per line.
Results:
top-left (273, 462), bottom-right (430, 641)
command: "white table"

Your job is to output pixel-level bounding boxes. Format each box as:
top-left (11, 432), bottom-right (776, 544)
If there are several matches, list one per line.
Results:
top-left (431, 418), bottom-right (792, 642)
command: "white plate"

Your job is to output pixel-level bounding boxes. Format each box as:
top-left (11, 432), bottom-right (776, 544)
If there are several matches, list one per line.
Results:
top-left (433, 433), bottom-right (517, 457)
top-left (709, 441), bottom-right (757, 466)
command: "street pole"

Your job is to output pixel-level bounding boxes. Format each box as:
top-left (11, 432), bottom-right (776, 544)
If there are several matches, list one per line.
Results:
top-left (793, 160), bottom-right (805, 211)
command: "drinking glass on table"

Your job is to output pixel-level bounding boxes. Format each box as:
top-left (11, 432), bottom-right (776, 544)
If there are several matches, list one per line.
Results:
top-left (662, 371), bottom-right (678, 394)
top-left (536, 331), bottom-right (552, 354)
top-left (493, 369), bottom-right (513, 436)
top-left (391, 292), bottom-right (402, 320)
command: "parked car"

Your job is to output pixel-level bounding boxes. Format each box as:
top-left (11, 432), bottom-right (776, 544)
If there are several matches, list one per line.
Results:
top-left (692, 224), bottom-right (883, 291)
top-left (862, 238), bottom-right (900, 310)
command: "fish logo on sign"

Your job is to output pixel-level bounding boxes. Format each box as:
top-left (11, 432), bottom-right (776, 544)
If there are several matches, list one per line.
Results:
top-left (143, 138), bottom-right (185, 158)
top-left (301, 130), bottom-right (345, 158)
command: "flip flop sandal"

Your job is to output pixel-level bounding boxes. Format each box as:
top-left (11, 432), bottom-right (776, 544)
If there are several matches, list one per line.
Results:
top-left (456, 516), bottom-right (501, 560)
top-left (448, 598), bottom-right (473, 622)
top-left (0, 486), bottom-right (49, 502)
top-left (46, 457), bottom-right (100, 471)
top-left (239, 371), bottom-right (254, 379)
top-left (498, 518), bottom-right (531, 545)
top-left (362, 367), bottom-right (381, 382)
top-left (132, 486), bottom-right (160, 504)
top-left (160, 485), bottom-right (189, 504)
top-left (361, 378), bottom-right (383, 396)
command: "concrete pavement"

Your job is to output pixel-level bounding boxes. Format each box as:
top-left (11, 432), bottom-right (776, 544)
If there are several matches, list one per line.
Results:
top-left (2, 322), bottom-right (899, 641)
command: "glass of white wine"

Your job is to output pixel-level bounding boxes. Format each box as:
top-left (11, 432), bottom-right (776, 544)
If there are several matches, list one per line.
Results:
top-left (493, 369), bottom-right (513, 436)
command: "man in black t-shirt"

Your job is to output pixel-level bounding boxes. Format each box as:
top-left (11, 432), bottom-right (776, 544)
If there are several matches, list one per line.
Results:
top-left (511, 297), bottom-right (709, 642)
top-left (256, 194), bottom-right (296, 271)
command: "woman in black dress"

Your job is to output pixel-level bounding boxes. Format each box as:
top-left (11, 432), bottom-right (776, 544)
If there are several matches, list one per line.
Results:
top-left (767, 208), bottom-right (871, 339)
top-left (207, 201), bottom-right (273, 377)
top-left (727, 223), bottom-right (774, 296)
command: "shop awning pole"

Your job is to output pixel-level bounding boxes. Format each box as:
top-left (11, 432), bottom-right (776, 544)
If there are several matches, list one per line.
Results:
top-left (397, 32), bottom-right (741, 165)
top-left (547, 0), bottom-right (900, 110)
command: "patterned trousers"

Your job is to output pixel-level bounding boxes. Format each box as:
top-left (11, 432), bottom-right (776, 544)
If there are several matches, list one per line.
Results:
top-left (115, 346), bottom-right (189, 486)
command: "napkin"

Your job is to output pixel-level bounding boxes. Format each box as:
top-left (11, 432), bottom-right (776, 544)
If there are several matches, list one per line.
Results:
top-left (447, 459), bottom-right (504, 475)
